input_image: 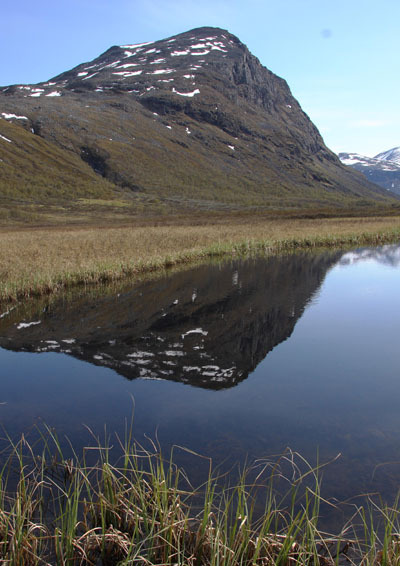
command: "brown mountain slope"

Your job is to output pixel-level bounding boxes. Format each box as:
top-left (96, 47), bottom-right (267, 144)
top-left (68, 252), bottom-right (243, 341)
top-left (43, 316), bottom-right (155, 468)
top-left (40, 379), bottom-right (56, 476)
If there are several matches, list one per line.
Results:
top-left (0, 26), bottom-right (397, 214)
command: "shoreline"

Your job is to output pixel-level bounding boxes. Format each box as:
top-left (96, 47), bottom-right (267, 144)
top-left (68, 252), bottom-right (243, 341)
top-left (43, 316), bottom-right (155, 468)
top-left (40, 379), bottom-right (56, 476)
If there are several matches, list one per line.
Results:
top-left (1, 215), bottom-right (400, 305)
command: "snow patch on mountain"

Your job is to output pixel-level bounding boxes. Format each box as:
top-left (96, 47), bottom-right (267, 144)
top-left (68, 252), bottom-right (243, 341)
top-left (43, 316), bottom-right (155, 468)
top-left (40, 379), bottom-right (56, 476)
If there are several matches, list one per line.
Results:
top-left (339, 151), bottom-right (400, 171)
top-left (339, 149), bottom-right (400, 195)
top-left (172, 87), bottom-right (200, 97)
top-left (374, 147), bottom-right (400, 166)
top-left (120, 42), bottom-right (154, 49)
top-left (2, 113), bottom-right (27, 120)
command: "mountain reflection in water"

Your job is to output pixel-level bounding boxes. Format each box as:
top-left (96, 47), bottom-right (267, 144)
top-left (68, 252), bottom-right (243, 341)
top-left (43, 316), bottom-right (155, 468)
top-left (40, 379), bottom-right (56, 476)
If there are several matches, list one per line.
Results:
top-left (0, 251), bottom-right (341, 389)
top-left (2, 244), bottom-right (400, 529)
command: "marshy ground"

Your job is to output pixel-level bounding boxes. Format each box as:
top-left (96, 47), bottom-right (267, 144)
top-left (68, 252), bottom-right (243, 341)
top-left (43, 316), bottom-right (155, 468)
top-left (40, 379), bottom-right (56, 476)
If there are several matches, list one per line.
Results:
top-left (1, 213), bottom-right (400, 304)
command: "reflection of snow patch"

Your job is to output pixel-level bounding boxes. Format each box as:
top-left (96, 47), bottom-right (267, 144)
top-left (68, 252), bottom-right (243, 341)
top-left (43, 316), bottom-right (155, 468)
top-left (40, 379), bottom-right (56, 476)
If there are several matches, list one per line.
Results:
top-left (182, 328), bottom-right (208, 338)
top-left (17, 321), bottom-right (41, 329)
top-left (165, 350), bottom-right (185, 357)
top-left (62, 339), bottom-right (76, 344)
top-left (0, 306), bottom-right (16, 319)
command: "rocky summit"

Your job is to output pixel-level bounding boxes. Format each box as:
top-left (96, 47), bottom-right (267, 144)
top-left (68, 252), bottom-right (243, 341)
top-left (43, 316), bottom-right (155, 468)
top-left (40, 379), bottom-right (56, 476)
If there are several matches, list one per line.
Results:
top-left (0, 26), bottom-right (396, 212)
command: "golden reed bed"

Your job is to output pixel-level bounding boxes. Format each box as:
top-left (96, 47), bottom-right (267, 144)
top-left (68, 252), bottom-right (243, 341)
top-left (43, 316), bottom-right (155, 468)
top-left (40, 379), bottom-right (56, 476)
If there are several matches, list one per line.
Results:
top-left (1, 215), bottom-right (400, 304)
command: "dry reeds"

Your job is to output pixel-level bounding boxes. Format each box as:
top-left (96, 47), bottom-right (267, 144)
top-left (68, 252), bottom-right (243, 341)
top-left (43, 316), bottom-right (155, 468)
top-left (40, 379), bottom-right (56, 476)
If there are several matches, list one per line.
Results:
top-left (1, 216), bottom-right (400, 305)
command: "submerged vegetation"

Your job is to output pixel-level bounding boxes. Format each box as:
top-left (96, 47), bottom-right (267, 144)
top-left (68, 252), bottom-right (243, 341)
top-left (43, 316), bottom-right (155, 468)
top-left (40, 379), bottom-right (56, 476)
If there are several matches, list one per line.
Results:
top-left (1, 215), bottom-right (400, 305)
top-left (0, 427), bottom-right (400, 565)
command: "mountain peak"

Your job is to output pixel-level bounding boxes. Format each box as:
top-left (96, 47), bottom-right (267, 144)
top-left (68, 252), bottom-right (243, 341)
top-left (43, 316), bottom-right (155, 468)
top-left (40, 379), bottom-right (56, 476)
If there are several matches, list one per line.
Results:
top-left (339, 150), bottom-right (400, 195)
top-left (374, 146), bottom-right (400, 165)
top-left (0, 27), bottom-right (395, 211)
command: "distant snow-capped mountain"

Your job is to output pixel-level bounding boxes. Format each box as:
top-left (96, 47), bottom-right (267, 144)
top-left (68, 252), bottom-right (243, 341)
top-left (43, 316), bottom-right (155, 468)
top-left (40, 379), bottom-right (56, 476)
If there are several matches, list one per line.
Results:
top-left (374, 147), bottom-right (400, 166)
top-left (339, 148), bottom-right (400, 195)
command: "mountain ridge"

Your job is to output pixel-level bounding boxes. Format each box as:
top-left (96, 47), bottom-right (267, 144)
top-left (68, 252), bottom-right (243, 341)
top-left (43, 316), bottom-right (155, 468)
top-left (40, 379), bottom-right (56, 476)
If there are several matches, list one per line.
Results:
top-left (339, 147), bottom-right (400, 196)
top-left (375, 146), bottom-right (400, 166)
top-left (0, 26), bottom-right (397, 217)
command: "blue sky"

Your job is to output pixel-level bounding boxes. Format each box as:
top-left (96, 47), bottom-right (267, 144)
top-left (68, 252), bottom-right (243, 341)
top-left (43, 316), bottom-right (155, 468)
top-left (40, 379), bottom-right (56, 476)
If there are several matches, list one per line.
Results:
top-left (1, 0), bottom-right (398, 156)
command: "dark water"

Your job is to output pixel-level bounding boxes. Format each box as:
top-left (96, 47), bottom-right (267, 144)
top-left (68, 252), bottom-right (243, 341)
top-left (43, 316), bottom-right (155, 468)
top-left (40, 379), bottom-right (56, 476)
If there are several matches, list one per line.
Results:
top-left (1, 244), bottom-right (400, 525)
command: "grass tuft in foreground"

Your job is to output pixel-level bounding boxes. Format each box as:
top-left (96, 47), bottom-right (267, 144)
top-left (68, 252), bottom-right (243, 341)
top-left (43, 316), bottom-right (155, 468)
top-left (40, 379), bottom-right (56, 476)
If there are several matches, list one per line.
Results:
top-left (1, 428), bottom-right (400, 565)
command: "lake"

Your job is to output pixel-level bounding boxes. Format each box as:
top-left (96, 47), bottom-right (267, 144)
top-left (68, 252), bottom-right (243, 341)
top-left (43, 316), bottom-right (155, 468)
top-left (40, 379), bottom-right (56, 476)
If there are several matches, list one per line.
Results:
top-left (1, 244), bottom-right (400, 526)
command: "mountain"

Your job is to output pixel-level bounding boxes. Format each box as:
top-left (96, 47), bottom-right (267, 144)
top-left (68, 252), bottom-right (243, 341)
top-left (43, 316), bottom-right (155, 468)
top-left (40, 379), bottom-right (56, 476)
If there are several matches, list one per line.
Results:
top-left (0, 26), bottom-right (396, 216)
top-left (375, 147), bottom-right (400, 165)
top-left (339, 148), bottom-right (400, 196)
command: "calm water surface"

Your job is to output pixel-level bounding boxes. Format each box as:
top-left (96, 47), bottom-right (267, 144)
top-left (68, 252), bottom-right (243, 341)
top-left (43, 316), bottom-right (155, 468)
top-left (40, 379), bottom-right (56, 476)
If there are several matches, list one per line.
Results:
top-left (1, 244), bottom-right (400, 521)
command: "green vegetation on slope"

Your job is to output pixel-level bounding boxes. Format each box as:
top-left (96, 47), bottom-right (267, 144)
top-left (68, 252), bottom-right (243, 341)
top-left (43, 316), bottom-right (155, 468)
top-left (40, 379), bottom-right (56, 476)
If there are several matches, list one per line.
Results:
top-left (0, 118), bottom-right (117, 201)
top-left (2, 95), bottom-right (398, 212)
